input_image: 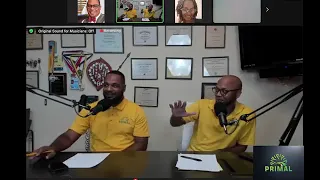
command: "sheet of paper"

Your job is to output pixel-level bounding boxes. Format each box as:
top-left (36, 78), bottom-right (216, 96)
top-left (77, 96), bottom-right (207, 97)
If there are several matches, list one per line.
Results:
top-left (63, 153), bottom-right (110, 168)
top-left (176, 154), bottom-right (223, 172)
top-left (142, 18), bottom-right (150, 21)
top-left (122, 18), bottom-right (130, 21)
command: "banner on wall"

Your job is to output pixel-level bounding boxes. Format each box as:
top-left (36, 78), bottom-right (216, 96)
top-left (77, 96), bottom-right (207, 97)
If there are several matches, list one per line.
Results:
top-left (87, 58), bottom-right (112, 91)
top-left (62, 50), bottom-right (93, 91)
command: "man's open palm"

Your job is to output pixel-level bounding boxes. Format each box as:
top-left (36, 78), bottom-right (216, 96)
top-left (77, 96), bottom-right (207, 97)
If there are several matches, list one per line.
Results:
top-left (169, 100), bottom-right (196, 117)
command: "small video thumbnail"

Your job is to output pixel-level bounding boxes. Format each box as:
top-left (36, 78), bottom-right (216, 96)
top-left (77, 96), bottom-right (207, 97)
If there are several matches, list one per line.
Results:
top-left (175, 0), bottom-right (203, 24)
top-left (213, 0), bottom-right (261, 23)
top-left (116, 0), bottom-right (164, 23)
top-left (78, 0), bottom-right (105, 23)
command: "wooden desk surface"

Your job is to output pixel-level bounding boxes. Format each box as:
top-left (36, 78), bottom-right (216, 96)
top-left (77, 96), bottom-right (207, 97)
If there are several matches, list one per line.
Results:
top-left (26, 151), bottom-right (253, 179)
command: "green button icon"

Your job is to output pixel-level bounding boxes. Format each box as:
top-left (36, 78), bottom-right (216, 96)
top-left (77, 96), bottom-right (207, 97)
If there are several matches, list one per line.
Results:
top-left (28, 29), bottom-right (34, 34)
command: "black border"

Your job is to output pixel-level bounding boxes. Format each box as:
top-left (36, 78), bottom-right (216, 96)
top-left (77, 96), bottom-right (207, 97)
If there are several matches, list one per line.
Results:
top-left (26, 30), bottom-right (43, 50)
top-left (165, 26), bottom-right (193, 46)
top-left (205, 26), bottom-right (226, 48)
top-left (132, 26), bottom-right (159, 46)
top-left (93, 27), bottom-right (124, 54)
top-left (26, 70), bottom-right (40, 88)
top-left (134, 86), bottom-right (159, 107)
top-left (165, 57), bottom-right (193, 80)
top-left (202, 56), bottom-right (229, 77)
top-left (131, 58), bottom-right (158, 80)
top-left (201, 82), bottom-right (217, 99)
top-left (61, 33), bottom-right (87, 48)
top-left (48, 73), bottom-right (67, 96)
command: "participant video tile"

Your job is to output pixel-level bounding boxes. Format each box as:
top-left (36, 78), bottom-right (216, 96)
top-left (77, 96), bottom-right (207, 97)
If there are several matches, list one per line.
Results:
top-left (213, 0), bottom-right (261, 23)
top-left (116, 0), bottom-right (164, 23)
top-left (174, 0), bottom-right (203, 24)
top-left (78, 0), bottom-right (106, 24)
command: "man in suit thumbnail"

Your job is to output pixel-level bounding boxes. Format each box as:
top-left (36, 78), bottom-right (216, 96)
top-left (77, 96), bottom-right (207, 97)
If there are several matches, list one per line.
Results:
top-left (81, 0), bottom-right (105, 23)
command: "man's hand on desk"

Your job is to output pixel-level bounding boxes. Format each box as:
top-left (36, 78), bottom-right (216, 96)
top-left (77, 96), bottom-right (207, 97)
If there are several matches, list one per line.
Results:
top-left (32, 146), bottom-right (56, 159)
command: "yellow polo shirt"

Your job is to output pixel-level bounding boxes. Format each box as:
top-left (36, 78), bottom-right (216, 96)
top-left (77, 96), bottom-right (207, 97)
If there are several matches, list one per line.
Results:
top-left (69, 98), bottom-right (150, 151)
top-left (183, 99), bottom-right (256, 151)
top-left (125, 9), bottom-right (137, 18)
top-left (143, 9), bottom-right (155, 18)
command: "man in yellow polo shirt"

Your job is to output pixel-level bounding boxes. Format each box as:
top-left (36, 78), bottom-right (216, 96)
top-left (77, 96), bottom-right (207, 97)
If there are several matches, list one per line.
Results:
top-left (141, 4), bottom-right (155, 18)
top-left (121, 3), bottom-right (137, 19)
top-left (169, 75), bottom-right (256, 153)
top-left (33, 71), bottom-right (150, 159)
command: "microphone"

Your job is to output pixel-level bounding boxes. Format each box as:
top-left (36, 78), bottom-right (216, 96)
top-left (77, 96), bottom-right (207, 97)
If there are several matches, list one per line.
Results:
top-left (85, 99), bottom-right (110, 117)
top-left (214, 102), bottom-right (228, 133)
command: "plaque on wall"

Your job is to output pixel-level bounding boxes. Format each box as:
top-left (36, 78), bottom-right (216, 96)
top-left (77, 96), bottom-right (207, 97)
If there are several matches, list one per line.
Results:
top-left (48, 73), bottom-right (67, 95)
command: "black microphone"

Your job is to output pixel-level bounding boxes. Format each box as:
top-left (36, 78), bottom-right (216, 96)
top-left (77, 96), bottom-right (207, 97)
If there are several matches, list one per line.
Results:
top-left (78, 94), bottom-right (88, 112)
top-left (85, 99), bottom-right (110, 117)
top-left (214, 102), bottom-right (228, 133)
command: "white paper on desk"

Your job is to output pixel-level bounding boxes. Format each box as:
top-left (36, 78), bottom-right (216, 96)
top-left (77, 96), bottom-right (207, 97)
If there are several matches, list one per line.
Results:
top-left (63, 153), bottom-right (110, 168)
top-left (122, 18), bottom-right (130, 21)
top-left (176, 154), bottom-right (223, 172)
top-left (142, 18), bottom-right (150, 21)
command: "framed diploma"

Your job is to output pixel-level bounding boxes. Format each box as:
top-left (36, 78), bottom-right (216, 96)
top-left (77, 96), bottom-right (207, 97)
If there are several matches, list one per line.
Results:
top-left (202, 57), bottom-right (229, 77)
top-left (131, 58), bottom-right (158, 80)
top-left (165, 58), bottom-right (193, 80)
top-left (26, 30), bottom-right (43, 50)
top-left (94, 28), bottom-right (124, 54)
top-left (205, 26), bottom-right (226, 48)
top-left (165, 26), bottom-right (192, 46)
top-left (134, 86), bottom-right (159, 107)
top-left (48, 73), bottom-right (67, 96)
top-left (26, 71), bottom-right (39, 88)
top-left (61, 34), bottom-right (86, 48)
top-left (201, 83), bottom-right (217, 99)
top-left (133, 26), bottom-right (158, 46)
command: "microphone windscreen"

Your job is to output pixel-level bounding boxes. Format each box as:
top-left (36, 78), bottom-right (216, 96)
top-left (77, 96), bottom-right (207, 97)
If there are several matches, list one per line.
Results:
top-left (214, 102), bottom-right (227, 115)
top-left (98, 99), bottom-right (111, 111)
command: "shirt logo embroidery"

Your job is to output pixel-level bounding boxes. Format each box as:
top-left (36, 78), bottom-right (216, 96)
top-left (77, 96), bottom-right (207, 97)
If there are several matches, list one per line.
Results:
top-left (119, 118), bottom-right (130, 124)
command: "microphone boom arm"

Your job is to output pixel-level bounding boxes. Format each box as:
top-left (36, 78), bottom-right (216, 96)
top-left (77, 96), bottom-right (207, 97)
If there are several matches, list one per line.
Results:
top-left (26, 84), bottom-right (89, 116)
top-left (238, 84), bottom-right (303, 146)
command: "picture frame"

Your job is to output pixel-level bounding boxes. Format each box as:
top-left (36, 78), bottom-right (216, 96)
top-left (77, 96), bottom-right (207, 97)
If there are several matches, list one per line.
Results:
top-left (26, 30), bottom-right (43, 50)
top-left (26, 71), bottom-right (39, 88)
top-left (93, 28), bottom-right (124, 54)
top-left (165, 26), bottom-right (193, 46)
top-left (202, 56), bottom-right (229, 77)
top-left (205, 26), bottom-right (226, 48)
top-left (61, 34), bottom-right (86, 48)
top-left (132, 26), bottom-right (158, 46)
top-left (165, 57), bottom-right (193, 80)
top-left (201, 83), bottom-right (217, 99)
top-left (131, 58), bottom-right (158, 80)
top-left (134, 86), bottom-right (159, 107)
top-left (48, 73), bottom-right (67, 96)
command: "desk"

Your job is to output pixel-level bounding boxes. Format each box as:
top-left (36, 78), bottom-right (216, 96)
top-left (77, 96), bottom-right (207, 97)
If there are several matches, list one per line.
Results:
top-left (26, 151), bottom-right (253, 179)
top-left (117, 17), bottom-right (162, 22)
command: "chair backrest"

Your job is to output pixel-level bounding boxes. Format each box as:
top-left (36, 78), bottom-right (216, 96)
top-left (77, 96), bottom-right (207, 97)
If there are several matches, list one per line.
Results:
top-left (180, 102), bottom-right (195, 151)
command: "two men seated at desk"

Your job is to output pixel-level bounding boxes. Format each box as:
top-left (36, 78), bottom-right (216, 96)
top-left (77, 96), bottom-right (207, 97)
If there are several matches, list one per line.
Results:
top-left (33, 74), bottom-right (256, 159)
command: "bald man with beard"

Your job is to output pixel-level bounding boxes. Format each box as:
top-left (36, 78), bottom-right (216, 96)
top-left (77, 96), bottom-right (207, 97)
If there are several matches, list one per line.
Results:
top-left (169, 75), bottom-right (256, 153)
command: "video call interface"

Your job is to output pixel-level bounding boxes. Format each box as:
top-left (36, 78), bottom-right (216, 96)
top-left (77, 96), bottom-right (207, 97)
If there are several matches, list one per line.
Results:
top-left (26, 0), bottom-right (303, 26)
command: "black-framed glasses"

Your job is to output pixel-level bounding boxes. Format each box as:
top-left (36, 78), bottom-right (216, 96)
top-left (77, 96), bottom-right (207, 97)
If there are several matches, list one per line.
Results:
top-left (87, 4), bottom-right (100, 9)
top-left (213, 87), bottom-right (240, 96)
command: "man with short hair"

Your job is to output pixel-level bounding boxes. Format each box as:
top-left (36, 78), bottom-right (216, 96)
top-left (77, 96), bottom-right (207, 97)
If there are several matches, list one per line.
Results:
top-left (121, 2), bottom-right (137, 19)
top-left (81, 0), bottom-right (105, 23)
top-left (141, 4), bottom-right (155, 18)
top-left (33, 71), bottom-right (149, 159)
top-left (170, 75), bottom-right (256, 153)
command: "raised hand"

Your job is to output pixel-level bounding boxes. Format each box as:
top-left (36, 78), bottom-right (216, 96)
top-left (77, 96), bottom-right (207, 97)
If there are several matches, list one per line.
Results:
top-left (169, 100), bottom-right (196, 117)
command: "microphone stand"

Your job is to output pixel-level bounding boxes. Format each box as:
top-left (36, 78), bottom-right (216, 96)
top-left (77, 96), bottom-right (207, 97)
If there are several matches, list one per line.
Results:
top-left (26, 84), bottom-right (90, 117)
top-left (238, 84), bottom-right (303, 146)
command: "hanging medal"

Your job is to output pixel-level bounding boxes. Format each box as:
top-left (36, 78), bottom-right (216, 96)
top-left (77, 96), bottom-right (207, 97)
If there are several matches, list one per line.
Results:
top-left (48, 41), bottom-right (57, 82)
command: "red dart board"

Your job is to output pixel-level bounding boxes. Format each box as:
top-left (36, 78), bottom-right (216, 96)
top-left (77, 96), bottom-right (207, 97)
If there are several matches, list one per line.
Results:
top-left (86, 58), bottom-right (112, 91)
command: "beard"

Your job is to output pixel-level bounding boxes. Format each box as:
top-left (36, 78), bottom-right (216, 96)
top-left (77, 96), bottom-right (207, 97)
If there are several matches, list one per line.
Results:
top-left (103, 92), bottom-right (124, 106)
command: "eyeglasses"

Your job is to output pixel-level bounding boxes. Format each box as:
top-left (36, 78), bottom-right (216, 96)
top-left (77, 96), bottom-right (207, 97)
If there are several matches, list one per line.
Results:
top-left (213, 87), bottom-right (240, 96)
top-left (181, 8), bottom-right (195, 13)
top-left (87, 4), bottom-right (100, 9)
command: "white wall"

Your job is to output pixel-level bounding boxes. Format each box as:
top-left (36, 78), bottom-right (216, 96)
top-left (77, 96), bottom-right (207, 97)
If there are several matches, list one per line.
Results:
top-left (213, 0), bottom-right (261, 23)
top-left (26, 26), bottom-right (303, 152)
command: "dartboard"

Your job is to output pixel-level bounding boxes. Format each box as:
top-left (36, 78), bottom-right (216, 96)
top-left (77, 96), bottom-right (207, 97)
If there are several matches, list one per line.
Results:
top-left (86, 58), bottom-right (112, 91)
